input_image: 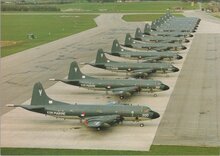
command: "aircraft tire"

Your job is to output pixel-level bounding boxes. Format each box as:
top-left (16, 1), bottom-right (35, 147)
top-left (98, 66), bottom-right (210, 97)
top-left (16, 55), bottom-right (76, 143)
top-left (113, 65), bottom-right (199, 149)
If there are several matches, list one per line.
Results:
top-left (140, 123), bottom-right (144, 127)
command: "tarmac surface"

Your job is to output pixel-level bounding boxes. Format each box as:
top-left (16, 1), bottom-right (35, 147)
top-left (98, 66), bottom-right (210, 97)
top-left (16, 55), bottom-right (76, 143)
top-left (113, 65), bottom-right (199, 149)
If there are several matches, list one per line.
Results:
top-left (1, 45), bottom-right (188, 151)
top-left (154, 11), bottom-right (220, 147)
top-left (1, 13), bottom-right (189, 151)
top-left (153, 33), bottom-right (220, 147)
top-left (1, 11), bottom-right (220, 151)
top-left (1, 54), bottom-right (187, 151)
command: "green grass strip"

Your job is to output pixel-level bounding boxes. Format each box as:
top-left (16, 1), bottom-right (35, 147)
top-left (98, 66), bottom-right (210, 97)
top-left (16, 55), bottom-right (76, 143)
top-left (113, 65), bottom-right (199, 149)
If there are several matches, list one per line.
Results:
top-left (122, 13), bottom-right (184, 22)
top-left (57, 1), bottom-right (199, 13)
top-left (1, 14), bottom-right (97, 57)
top-left (1, 145), bottom-right (219, 155)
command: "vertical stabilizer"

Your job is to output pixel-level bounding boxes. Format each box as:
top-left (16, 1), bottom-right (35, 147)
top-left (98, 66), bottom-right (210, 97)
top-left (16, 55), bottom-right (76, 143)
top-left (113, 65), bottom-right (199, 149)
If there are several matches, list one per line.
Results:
top-left (151, 21), bottom-right (157, 30)
top-left (124, 33), bottom-right (133, 47)
top-left (68, 61), bottom-right (94, 80)
top-left (31, 82), bottom-right (50, 106)
top-left (111, 40), bottom-right (123, 53)
top-left (144, 24), bottom-right (151, 35)
top-left (135, 27), bottom-right (143, 39)
top-left (95, 49), bottom-right (109, 64)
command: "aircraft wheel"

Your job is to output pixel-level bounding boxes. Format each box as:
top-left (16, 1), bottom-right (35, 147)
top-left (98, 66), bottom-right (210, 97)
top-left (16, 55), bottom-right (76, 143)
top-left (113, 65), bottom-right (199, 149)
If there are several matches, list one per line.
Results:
top-left (140, 123), bottom-right (144, 127)
top-left (153, 94), bottom-right (157, 97)
top-left (120, 96), bottom-right (124, 100)
top-left (97, 127), bottom-right (101, 131)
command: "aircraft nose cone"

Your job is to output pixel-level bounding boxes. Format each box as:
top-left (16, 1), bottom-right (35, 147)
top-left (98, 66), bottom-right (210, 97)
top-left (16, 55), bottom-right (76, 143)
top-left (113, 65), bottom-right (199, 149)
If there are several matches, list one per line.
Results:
top-left (182, 46), bottom-right (187, 50)
top-left (185, 39), bottom-right (190, 43)
top-left (177, 55), bottom-right (183, 60)
top-left (172, 67), bottom-right (179, 72)
top-left (160, 84), bottom-right (169, 91)
top-left (189, 34), bottom-right (193, 37)
top-left (150, 111), bottom-right (160, 119)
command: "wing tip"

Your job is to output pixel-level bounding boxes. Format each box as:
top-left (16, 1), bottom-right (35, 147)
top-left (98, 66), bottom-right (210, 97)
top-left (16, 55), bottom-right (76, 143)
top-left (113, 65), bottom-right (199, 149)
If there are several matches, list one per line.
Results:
top-left (49, 78), bottom-right (56, 81)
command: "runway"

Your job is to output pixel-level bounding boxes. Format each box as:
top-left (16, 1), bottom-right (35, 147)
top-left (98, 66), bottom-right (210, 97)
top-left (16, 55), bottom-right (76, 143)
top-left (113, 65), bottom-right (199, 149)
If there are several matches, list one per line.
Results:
top-left (153, 12), bottom-right (220, 147)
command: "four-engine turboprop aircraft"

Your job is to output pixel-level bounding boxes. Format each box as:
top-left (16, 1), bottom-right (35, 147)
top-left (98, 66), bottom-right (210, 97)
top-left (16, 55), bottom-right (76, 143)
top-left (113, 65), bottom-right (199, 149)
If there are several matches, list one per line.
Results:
top-left (109, 40), bottom-right (183, 61)
top-left (150, 13), bottom-right (200, 32)
top-left (144, 24), bottom-right (193, 37)
top-left (135, 28), bottom-right (189, 43)
top-left (124, 33), bottom-right (187, 51)
top-left (7, 82), bottom-right (160, 130)
top-left (49, 61), bottom-right (169, 99)
top-left (87, 49), bottom-right (179, 78)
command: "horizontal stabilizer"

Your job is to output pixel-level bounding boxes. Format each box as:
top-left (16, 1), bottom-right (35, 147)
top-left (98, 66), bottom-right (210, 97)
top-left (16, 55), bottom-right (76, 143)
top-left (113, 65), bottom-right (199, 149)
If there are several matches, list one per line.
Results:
top-left (6, 104), bottom-right (16, 107)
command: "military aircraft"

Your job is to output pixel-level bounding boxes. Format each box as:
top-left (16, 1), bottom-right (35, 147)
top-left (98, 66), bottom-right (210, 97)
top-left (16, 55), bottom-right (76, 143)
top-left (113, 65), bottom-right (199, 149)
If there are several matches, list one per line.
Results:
top-left (151, 19), bottom-right (197, 33)
top-left (124, 33), bottom-right (187, 51)
top-left (144, 24), bottom-right (193, 38)
top-left (151, 13), bottom-right (200, 32)
top-left (135, 28), bottom-right (190, 43)
top-left (49, 61), bottom-right (169, 99)
top-left (109, 40), bottom-right (183, 62)
top-left (86, 49), bottom-right (179, 78)
top-left (7, 82), bottom-right (160, 130)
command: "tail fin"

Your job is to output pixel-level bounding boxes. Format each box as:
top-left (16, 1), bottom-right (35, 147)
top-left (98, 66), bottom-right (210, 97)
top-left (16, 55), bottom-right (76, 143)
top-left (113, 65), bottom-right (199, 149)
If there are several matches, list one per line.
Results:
top-left (95, 49), bottom-right (109, 64)
top-left (135, 27), bottom-right (143, 40)
top-left (68, 61), bottom-right (94, 80)
top-left (111, 39), bottom-right (123, 53)
top-left (31, 82), bottom-right (50, 106)
top-left (151, 19), bottom-right (162, 30)
top-left (124, 33), bottom-right (133, 47)
top-left (151, 21), bottom-right (157, 30)
top-left (144, 24), bottom-right (151, 35)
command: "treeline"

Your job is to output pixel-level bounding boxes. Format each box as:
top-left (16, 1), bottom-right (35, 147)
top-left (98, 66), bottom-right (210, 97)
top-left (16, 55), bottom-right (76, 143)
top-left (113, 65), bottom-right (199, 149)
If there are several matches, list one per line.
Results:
top-left (1, 0), bottom-right (77, 4)
top-left (1, 4), bottom-right (60, 11)
top-left (87, 0), bottom-right (116, 2)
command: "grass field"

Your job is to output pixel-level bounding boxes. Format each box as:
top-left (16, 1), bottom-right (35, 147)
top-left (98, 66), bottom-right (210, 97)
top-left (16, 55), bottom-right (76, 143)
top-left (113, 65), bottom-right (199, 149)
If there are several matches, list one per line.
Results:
top-left (213, 13), bottom-right (220, 19)
top-left (58, 1), bottom-right (199, 13)
top-left (1, 1), bottom-right (199, 57)
top-left (1, 14), bottom-right (97, 57)
top-left (1, 145), bottom-right (219, 155)
top-left (122, 13), bottom-right (184, 22)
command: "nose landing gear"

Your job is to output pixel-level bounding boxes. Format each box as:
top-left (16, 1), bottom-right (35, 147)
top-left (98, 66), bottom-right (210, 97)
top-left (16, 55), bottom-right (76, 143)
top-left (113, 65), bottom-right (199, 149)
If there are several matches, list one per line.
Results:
top-left (140, 123), bottom-right (144, 127)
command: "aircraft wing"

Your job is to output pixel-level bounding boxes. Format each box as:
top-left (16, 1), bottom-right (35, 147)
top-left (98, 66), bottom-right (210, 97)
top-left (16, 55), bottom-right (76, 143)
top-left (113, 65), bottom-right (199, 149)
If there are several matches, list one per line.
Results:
top-left (84, 115), bottom-right (121, 128)
top-left (111, 86), bottom-right (140, 98)
top-left (153, 46), bottom-right (169, 51)
top-left (131, 69), bottom-right (156, 78)
top-left (143, 56), bottom-right (162, 62)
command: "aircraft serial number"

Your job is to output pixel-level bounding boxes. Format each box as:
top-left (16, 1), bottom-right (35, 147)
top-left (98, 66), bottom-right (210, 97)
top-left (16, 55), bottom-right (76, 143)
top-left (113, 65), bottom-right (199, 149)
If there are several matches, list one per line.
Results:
top-left (47, 111), bottom-right (65, 116)
top-left (106, 67), bottom-right (118, 70)
top-left (142, 114), bottom-right (150, 118)
top-left (81, 84), bottom-right (96, 87)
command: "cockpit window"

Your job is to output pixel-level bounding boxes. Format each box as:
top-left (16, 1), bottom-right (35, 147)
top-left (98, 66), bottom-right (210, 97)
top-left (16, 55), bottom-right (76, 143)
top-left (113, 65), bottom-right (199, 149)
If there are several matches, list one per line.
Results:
top-left (156, 81), bottom-right (162, 85)
top-left (143, 108), bottom-right (150, 113)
